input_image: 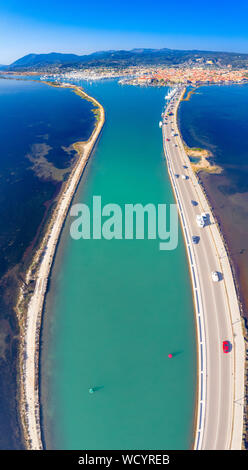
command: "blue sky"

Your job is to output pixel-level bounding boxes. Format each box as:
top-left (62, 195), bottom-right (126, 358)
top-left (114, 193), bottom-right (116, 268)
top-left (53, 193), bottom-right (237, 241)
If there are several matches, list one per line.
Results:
top-left (1, 0), bottom-right (248, 64)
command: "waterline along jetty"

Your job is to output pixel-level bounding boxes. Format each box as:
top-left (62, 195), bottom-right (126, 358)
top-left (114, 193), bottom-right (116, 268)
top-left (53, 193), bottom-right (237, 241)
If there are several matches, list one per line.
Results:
top-left (18, 83), bottom-right (105, 450)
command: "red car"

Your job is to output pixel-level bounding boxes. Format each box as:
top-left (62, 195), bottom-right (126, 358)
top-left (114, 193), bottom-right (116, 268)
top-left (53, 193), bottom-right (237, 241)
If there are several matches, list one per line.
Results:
top-left (166, 138), bottom-right (170, 141)
top-left (223, 340), bottom-right (230, 353)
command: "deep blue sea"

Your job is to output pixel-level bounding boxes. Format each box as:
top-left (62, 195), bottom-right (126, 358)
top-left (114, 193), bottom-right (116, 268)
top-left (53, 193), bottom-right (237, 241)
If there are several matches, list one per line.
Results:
top-left (179, 84), bottom-right (248, 312)
top-left (0, 77), bottom-right (95, 449)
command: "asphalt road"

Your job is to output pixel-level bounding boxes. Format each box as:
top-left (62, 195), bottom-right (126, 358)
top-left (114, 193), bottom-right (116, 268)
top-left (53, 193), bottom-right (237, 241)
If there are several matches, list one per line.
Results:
top-left (162, 88), bottom-right (244, 450)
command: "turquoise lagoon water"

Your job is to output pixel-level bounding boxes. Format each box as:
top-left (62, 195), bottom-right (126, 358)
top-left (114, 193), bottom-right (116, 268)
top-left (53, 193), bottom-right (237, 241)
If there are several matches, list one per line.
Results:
top-left (41, 81), bottom-right (196, 449)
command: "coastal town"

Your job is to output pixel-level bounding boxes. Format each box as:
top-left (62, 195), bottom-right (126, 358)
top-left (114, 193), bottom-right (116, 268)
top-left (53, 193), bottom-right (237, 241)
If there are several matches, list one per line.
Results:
top-left (121, 66), bottom-right (248, 86)
top-left (38, 65), bottom-right (248, 87)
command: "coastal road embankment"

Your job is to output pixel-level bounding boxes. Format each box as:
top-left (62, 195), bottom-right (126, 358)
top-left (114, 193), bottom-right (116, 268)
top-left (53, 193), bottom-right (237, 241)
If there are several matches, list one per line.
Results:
top-left (162, 88), bottom-right (245, 449)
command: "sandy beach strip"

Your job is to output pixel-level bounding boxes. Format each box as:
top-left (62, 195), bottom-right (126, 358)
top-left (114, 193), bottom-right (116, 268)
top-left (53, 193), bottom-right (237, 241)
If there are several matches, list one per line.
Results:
top-left (17, 83), bottom-right (105, 450)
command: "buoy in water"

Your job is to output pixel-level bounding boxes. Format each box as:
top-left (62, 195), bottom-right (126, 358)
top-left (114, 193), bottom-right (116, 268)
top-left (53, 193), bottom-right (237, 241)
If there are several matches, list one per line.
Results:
top-left (168, 353), bottom-right (173, 359)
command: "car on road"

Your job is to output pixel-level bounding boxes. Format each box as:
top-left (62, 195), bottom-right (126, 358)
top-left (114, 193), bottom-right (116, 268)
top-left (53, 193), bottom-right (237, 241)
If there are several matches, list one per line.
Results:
top-left (223, 340), bottom-right (230, 353)
top-left (200, 212), bottom-right (210, 226)
top-left (191, 200), bottom-right (198, 206)
top-left (196, 214), bottom-right (205, 228)
top-left (192, 236), bottom-right (200, 244)
top-left (174, 173), bottom-right (179, 178)
top-left (174, 144), bottom-right (177, 147)
top-left (166, 138), bottom-right (170, 141)
top-left (182, 175), bottom-right (188, 180)
top-left (212, 271), bottom-right (220, 282)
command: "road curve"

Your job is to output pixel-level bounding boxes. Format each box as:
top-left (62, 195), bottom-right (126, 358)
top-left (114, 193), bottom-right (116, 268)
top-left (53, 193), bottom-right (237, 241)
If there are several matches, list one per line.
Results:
top-left (162, 87), bottom-right (245, 450)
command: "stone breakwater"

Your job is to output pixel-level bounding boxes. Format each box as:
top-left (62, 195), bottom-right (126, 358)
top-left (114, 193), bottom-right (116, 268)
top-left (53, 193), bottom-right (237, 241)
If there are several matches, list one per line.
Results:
top-left (16, 83), bottom-right (105, 449)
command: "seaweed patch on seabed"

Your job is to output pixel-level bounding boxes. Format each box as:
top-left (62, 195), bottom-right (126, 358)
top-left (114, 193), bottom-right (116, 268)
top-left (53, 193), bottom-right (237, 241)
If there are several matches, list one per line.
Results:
top-left (26, 143), bottom-right (73, 181)
top-left (184, 144), bottom-right (223, 174)
top-left (0, 318), bottom-right (12, 361)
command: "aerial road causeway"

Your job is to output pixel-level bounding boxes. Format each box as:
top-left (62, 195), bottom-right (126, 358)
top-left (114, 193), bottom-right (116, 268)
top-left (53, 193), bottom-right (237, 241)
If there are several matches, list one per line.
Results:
top-left (162, 87), bottom-right (245, 450)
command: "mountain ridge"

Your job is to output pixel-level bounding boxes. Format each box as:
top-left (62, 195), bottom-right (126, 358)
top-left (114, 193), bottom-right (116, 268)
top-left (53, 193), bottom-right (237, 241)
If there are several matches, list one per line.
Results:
top-left (8, 48), bottom-right (248, 70)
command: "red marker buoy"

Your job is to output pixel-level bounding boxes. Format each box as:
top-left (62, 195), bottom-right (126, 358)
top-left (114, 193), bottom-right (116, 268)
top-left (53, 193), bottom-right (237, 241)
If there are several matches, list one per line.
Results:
top-left (168, 353), bottom-right (173, 359)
